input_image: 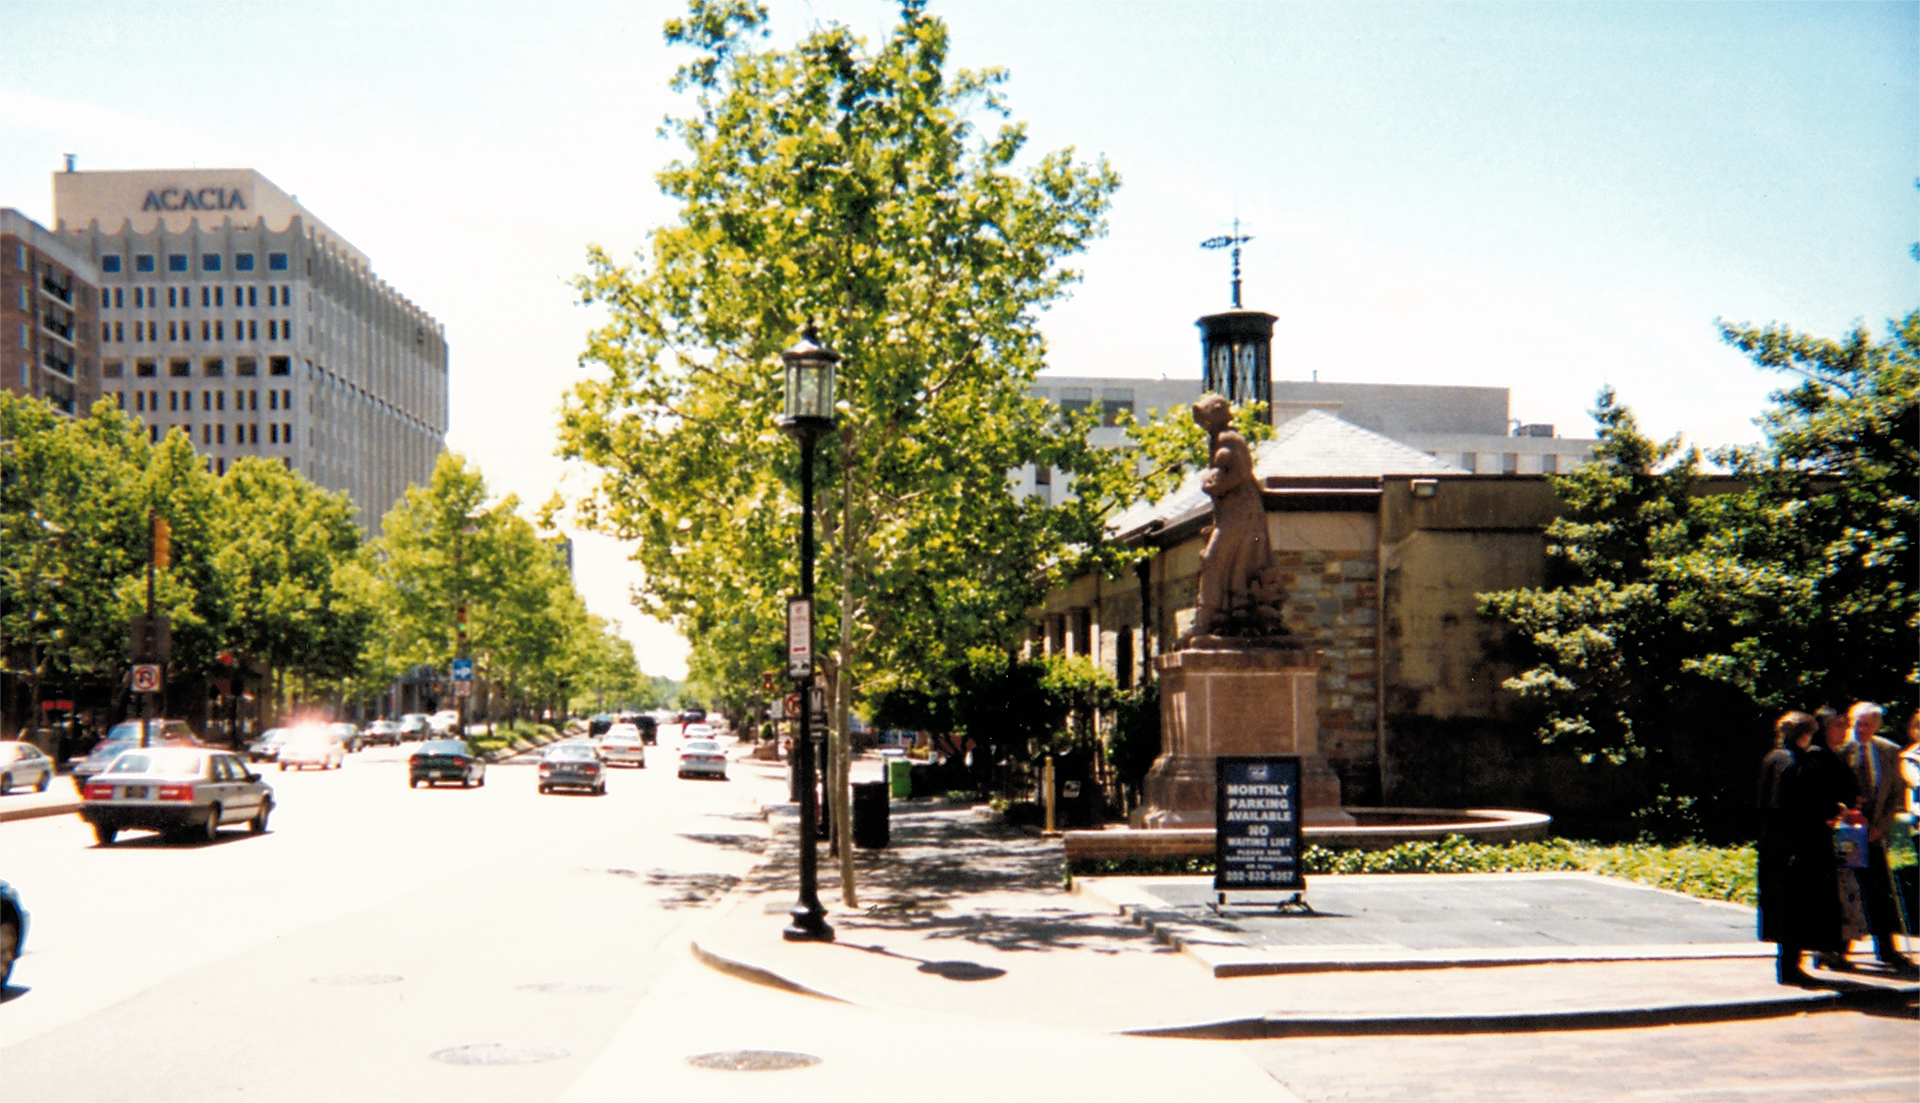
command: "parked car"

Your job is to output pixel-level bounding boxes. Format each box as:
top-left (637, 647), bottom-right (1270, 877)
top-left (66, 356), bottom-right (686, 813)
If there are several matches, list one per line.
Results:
top-left (408, 739), bottom-right (486, 788)
top-left (0, 879), bottom-right (25, 989)
top-left (79, 747), bottom-right (273, 845)
top-left (278, 726), bottom-right (346, 771)
top-left (599, 727), bottom-right (647, 768)
top-left (326, 722), bottom-right (363, 753)
top-left (537, 742), bottom-right (607, 795)
top-left (71, 720), bottom-right (203, 791)
top-left (677, 738), bottom-right (728, 780)
top-left (0, 742), bottom-right (54, 794)
top-left (428, 710), bottom-right (461, 735)
top-left (247, 728), bottom-right (292, 763)
top-left (363, 719), bottom-right (402, 747)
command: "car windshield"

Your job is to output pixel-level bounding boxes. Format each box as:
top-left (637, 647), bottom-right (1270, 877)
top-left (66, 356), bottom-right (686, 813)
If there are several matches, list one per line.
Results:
top-left (420, 740), bottom-right (468, 754)
top-left (107, 749), bottom-right (203, 775)
top-left (285, 728), bottom-right (332, 745)
top-left (684, 741), bottom-right (720, 754)
top-left (547, 745), bottom-right (596, 760)
top-left (605, 731), bottom-right (639, 743)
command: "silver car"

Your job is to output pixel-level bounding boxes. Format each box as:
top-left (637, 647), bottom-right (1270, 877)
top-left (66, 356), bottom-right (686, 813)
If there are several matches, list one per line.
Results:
top-left (599, 725), bottom-right (647, 768)
top-left (79, 747), bottom-right (273, 845)
top-left (677, 739), bottom-right (728, 780)
top-left (0, 742), bottom-right (54, 794)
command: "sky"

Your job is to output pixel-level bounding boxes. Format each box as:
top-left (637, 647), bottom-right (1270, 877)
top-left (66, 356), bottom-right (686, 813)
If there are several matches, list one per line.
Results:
top-left (4, 1), bottom-right (1915, 681)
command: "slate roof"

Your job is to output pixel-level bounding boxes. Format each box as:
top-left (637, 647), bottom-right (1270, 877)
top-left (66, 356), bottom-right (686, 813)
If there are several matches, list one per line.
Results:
top-left (1108, 409), bottom-right (1469, 540)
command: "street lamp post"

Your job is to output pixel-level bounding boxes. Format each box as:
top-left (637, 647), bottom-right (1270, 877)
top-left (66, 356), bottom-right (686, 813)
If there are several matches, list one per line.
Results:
top-left (778, 325), bottom-right (838, 944)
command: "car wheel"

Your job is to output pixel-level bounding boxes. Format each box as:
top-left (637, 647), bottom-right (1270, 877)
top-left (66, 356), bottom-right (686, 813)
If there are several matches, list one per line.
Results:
top-left (200, 805), bottom-right (221, 843)
top-left (461, 775), bottom-right (471, 789)
top-left (0, 772), bottom-right (11, 793)
top-left (538, 783), bottom-right (549, 794)
top-left (409, 776), bottom-right (420, 788)
top-left (476, 773), bottom-right (485, 788)
top-left (248, 803), bottom-right (270, 834)
top-left (94, 823), bottom-right (118, 846)
top-left (278, 762), bottom-right (287, 771)
top-left (34, 771), bottom-right (50, 792)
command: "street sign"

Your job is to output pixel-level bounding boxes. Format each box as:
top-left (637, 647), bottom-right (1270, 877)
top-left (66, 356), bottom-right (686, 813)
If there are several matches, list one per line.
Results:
top-left (784, 692), bottom-right (801, 716)
top-left (451, 658), bottom-right (474, 682)
top-left (454, 680), bottom-right (472, 698)
top-left (786, 597), bottom-right (812, 678)
top-left (131, 664), bottom-right (163, 693)
top-left (1215, 756), bottom-right (1304, 893)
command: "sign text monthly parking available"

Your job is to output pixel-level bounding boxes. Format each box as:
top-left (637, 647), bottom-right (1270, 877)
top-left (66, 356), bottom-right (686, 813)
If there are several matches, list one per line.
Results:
top-left (1214, 755), bottom-right (1304, 892)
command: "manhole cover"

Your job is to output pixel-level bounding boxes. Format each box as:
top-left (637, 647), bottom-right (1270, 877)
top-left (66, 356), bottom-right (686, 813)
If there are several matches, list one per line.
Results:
top-left (431, 1044), bottom-right (570, 1066)
top-left (516, 982), bottom-right (617, 994)
top-left (311, 974), bottom-right (403, 985)
top-left (686, 1049), bottom-right (821, 1072)
top-left (604, 867), bottom-right (640, 878)
top-left (917, 960), bottom-right (1006, 982)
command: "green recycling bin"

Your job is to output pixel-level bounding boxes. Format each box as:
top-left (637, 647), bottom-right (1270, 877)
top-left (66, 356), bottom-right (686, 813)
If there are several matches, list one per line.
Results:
top-left (887, 755), bottom-right (912, 798)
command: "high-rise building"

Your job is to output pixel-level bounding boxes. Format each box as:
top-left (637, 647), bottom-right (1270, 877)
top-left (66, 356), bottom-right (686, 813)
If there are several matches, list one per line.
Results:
top-left (52, 167), bottom-right (447, 530)
top-left (2, 208), bottom-right (102, 416)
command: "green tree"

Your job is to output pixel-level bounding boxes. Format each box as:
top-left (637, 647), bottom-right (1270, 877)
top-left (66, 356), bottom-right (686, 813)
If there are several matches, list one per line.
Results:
top-left (559, 0), bottom-right (1124, 897)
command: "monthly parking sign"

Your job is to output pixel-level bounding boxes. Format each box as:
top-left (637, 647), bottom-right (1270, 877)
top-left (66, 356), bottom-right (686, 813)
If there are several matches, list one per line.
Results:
top-left (1214, 756), bottom-right (1304, 893)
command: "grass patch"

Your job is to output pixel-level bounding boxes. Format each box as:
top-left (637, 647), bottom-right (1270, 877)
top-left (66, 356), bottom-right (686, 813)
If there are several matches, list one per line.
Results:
top-left (1071, 835), bottom-right (1759, 906)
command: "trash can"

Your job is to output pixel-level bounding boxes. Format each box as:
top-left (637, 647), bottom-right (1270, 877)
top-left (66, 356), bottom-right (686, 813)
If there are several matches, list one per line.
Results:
top-left (887, 756), bottom-right (912, 799)
top-left (852, 780), bottom-right (890, 849)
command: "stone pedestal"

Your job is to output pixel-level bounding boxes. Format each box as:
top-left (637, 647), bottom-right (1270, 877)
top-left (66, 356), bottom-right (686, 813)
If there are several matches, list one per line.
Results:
top-left (1140, 647), bottom-right (1353, 828)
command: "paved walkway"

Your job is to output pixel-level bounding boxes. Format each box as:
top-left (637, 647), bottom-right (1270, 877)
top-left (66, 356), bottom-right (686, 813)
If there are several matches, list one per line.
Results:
top-left (691, 798), bottom-right (1917, 1039)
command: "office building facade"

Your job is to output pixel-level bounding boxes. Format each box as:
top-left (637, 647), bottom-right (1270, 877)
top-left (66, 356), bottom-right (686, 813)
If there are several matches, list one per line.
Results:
top-left (52, 168), bottom-right (447, 530)
top-left (3, 208), bottom-right (102, 416)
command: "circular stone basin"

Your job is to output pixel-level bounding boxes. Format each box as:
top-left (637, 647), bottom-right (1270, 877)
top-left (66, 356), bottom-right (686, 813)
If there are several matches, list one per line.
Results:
top-left (1305, 808), bottom-right (1552, 851)
top-left (431, 1044), bottom-right (570, 1066)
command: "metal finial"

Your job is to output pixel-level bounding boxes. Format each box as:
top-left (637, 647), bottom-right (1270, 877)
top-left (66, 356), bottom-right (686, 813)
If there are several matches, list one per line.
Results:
top-left (1199, 217), bottom-right (1254, 309)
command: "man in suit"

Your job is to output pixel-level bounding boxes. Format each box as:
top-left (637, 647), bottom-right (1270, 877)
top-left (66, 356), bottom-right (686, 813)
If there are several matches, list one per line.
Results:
top-left (1845, 702), bottom-right (1915, 972)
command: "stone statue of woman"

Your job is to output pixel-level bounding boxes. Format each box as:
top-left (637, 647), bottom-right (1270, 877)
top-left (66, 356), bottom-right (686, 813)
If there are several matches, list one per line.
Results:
top-left (1186, 395), bottom-right (1289, 643)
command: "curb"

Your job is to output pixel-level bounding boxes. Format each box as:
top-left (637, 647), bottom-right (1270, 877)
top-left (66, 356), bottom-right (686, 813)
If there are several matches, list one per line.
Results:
top-left (0, 799), bottom-right (80, 823)
top-left (1119, 983), bottom-right (1920, 1039)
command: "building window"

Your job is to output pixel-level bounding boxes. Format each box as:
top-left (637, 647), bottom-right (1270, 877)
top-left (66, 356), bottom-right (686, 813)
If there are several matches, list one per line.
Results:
top-left (1058, 387), bottom-right (1092, 418)
top-left (216, 423), bottom-right (225, 444)
top-left (237, 356), bottom-right (257, 377)
top-left (249, 390), bottom-right (258, 410)
top-left (100, 254), bottom-right (123, 273)
top-left (1459, 452), bottom-right (1477, 472)
top-left (136, 254), bottom-right (155, 273)
top-left (1101, 389), bottom-right (1134, 427)
top-left (133, 287), bottom-right (143, 308)
top-left (215, 287), bottom-right (225, 308)
top-left (167, 254), bottom-right (188, 273)
top-left (268, 252), bottom-right (288, 271)
top-left (169, 391), bottom-right (179, 412)
top-left (269, 356), bottom-right (290, 376)
top-left (136, 359), bottom-right (156, 378)
top-left (202, 254), bottom-right (221, 273)
top-left (215, 321), bottom-right (224, 340)
top-left (283, 422), bottom-right (292, 444)
top-left (116, 391), bottom-right (125, 409)
top-left (248, 320), bottom-right (257, 340)
top-left (281, 317), bottom-right (290, 339)
top-left (216, 456), bottom-right (226, 475)
top-left (1034, 464), bottom-right (1051, 487)
top-left (201, 321), bottom-right (211, 341)
top-left (200, 287), bottom-right (210, 308)
top-left (282, 389), bottom-right (291, 409)
top-left (101, 322), bottom-right (111, 342)
top-left (270, 423), bottom-right (278, 444)
top-left (247, 286), bottom-right (257, 307)
top-left (204, 358), bottom-right (224, 377)
top-left (267, 286), bottom-right (276, 307)
top-left (104, 360), bottom-right (123, 379)
top-left (1502, 452), bottom-right (1519, 475)
top-left (235, 254), bottom-right (255, 272)
top-left (1542, 454), bottom-right (1559, 475)
top-left (281, 285), bottom-right (290, 303)
top-left (203, 425), bottom-right (211, 445)
top-left (149, 426), bottom-right (158, 443)
top-left (170, 358), bottom-right (191, 378)
top-left (114, 322), bottom-right (124, 342)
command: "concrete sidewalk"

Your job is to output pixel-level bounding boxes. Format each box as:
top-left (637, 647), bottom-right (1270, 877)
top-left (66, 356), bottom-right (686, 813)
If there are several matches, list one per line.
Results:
top-left (690, 803), bottom-right (1917, 1038)
top-left (0, 785), bottom-right (80, 823)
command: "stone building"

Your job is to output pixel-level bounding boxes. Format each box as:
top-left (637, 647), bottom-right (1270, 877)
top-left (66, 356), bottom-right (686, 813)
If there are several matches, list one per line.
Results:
top-left (2, 208), bottom-right (101, 415)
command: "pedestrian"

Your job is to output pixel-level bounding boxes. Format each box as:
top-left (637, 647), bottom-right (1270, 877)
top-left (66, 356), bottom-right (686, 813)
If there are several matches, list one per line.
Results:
top-left (1840, 702), bottom-right (1915, 972)
top-left (1901, 710), bottom-right (1920, 820)
top-left (1757, 710), bottom-right (1855, 986)
top-left (1813, 706), bottom-right (1872, 963)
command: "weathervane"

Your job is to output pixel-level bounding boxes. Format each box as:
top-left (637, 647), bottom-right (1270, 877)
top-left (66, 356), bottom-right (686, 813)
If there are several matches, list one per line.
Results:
top-left (1200, 218), bottom-right (1254, 309)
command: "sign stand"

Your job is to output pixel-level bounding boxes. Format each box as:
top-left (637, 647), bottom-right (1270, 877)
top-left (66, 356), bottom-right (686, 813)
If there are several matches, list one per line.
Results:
top-left (1210, 755), bottom-right (1312, 915)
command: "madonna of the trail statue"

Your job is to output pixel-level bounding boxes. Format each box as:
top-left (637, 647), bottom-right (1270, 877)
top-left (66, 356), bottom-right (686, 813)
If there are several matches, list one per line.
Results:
top-left (1185, 394), bottom-right (1289, 644)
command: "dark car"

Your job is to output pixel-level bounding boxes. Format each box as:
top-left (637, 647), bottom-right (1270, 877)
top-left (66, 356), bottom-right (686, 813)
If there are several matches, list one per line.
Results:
top-left (408, 739), bottom-right (486, 788)
top-left (70, 720), bottom-right (203, 792)
top-left (588, 713), bottom-right (615, 737)
top-left (676, 707), bottom-right (706, 725)
top-left (1, 879), bottom-right (25, 989)
top-left (79, 747), bottom-right (273, 845)
top-left (537, 742), bottom-right (606, 795)
top-left (632, 715), bottom-right (658, 744)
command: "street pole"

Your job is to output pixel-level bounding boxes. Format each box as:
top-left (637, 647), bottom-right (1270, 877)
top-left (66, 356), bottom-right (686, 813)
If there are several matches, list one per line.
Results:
top-left (141, 513), bottom-right (159, 748)
top-left (786, 427), bottom-right (833, 942)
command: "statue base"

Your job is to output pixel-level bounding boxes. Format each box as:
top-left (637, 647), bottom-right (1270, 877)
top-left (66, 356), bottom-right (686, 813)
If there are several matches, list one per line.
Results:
top-left (1140, 647), bottom-right (1353, 829)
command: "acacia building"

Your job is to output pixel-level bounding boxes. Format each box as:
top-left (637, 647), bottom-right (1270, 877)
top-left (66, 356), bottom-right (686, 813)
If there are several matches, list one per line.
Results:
top-left (53, 167), bottom-right (447, 531)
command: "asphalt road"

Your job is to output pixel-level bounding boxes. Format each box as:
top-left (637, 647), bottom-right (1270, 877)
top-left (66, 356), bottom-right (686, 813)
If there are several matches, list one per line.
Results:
top-left (0, 726), bottom-right (780, 1101)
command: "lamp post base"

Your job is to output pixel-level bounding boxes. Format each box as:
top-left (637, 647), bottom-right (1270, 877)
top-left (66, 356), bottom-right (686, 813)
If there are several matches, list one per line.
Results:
top-left (783, 904), bottom-right (834, 942)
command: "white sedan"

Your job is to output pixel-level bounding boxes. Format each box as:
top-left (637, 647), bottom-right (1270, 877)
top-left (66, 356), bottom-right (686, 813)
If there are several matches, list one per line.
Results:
top-left (599, 725), bottom-right (647, 768)
top-left (677, 739), bottom-right (727, 780)
top-left (277, 726), bottom-right (345, 771)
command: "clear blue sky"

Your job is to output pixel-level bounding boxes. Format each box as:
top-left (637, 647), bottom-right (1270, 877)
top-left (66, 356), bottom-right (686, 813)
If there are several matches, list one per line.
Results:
top-left (5, 1), bottom-right (1914, 679)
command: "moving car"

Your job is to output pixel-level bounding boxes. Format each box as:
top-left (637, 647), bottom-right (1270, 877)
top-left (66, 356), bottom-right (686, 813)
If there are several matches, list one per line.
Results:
top-left (247, 727), bottom-right (292, 763)
top-left (409, 739), bottom-right (486, 788)
top-left (71, 720), bottom-right (203, 791)
top-left (599, 726), bottom-right (647, 768)
top-left (0, 741), bottom-right (54, 794)
top-left (428, 710), bottom-right (461, 735)
top-left (538, 742), bottom-right (607, 795)
top-left (0, 879), bottom-right (25, 989)
top-left (676, 707), bottom-right (707, 725)
top-left (278, 726), bottom-right (346, 771)
top-left (397, 714), bottom-right (431, 741)
top-left (363, 719), bottom-right (402, 747)
top-left (683, 722), bottom-right (715, 741)
top-left (677, 738), bottom-right (728, 780)
top-left (588, 713), bottom-right (615, 736)
top-left (326, 722), bottom-right (363, 753)
top-left (633, 715), bottom-right (658, 745)
top-left (79, 747), bottom-right (273, 845)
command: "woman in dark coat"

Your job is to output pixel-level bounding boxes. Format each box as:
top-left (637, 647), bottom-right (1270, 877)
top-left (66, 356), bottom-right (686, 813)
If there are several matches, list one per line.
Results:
top-left (1758, 710), bottom-right (1859, 985)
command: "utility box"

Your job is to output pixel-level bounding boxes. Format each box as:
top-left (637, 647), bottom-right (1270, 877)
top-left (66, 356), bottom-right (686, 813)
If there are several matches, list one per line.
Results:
top-left (886, 756), bottom-right (912, 799)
